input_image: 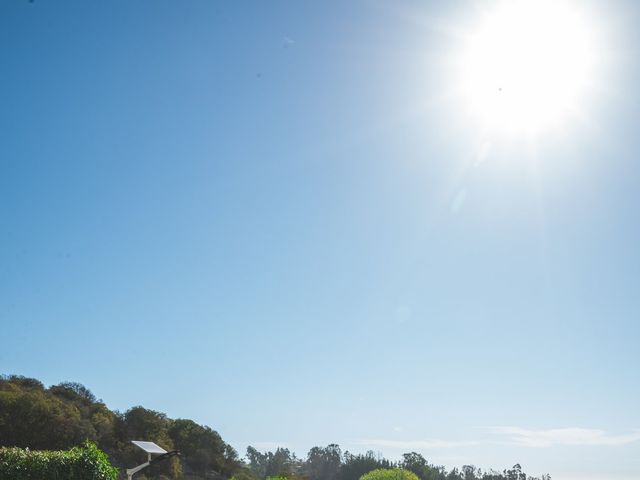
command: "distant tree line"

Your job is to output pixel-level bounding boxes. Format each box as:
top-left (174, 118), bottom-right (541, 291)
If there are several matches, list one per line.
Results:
top-left (0, 375), bottom-right (550, 480)
top-left (243, 446), bottom-right (550, 480)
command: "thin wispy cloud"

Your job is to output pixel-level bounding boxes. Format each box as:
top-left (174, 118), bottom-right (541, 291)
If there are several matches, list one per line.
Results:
top-left (488, 427), bottom-right (640, 448)
top-left (282, 36), bottom-right (295, 47)
top-left (357, 427), bottom-right (640, 452)
top-left (355, 438), bottom-right (479, 450)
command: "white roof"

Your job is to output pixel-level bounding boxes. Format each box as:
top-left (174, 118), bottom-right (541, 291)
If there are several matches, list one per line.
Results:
top-left (131, 441), bottom-right (168, 455)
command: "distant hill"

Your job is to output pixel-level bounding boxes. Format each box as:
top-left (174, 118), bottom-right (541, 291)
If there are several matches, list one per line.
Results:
top-left (0, 374), bottom-right (243, 479)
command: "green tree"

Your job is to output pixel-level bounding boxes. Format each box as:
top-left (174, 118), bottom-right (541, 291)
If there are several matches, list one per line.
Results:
top-left (360, 468), bottom-right (421, 480)
top-left (50, 382), bottom-right (97, 404)
top-left (0, 379), bottom-right (93, 449)
top-left (461, 465), bottom-right (479, 480)
top-left (120, 407), bottom-right (174, 479)
top-left (247, 446), bottom-right (268, 478)
top-left (305, 444), bottom-right (342, 480)
top-left (265, 447), bottom-right (298, 477)
top-left (504, 465), bottom-right (525, 480)
top-left (169, 418), bottom-right (229, 477)
top-left (341, 451), bottom-right (394, 480)
top-left (246, 446), bottom-right (300, 478)
top-left (400, 452), bottom-right (445, 480)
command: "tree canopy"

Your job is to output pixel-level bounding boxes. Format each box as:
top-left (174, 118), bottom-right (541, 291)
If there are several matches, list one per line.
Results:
top-left (360, 468), bottom-right (420, 480)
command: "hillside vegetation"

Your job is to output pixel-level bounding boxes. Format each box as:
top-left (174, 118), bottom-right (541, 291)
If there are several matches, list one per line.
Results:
top-left (0, 375), bottom-right (550, 480)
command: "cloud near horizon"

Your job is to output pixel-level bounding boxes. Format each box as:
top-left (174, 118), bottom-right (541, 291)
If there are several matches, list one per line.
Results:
top-left (355, 427), bottom-right (640, 452)
top-left (488, 427), bottom-right (640, 448)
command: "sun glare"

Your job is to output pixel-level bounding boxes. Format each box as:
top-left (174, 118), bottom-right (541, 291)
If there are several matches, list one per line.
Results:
top-left (459, 0), bottom-right (597, 134)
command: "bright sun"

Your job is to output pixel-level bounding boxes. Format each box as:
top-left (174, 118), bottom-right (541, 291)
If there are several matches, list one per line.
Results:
top-left (459, 0), bottom-right (597, 134)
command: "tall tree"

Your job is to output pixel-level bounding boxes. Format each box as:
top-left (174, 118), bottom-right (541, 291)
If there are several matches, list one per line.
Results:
top-left (305, 444), bottom-right (342, 480)
top-left (169, 418), bottom-right (227, 477)
top-left (400, 452), bottom-right (445, 480)
top-left (341, 451), bottom-right (395, 480)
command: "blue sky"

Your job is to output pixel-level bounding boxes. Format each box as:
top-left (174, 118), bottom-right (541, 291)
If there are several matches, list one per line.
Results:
top-left (1, 1), bottom-right (639, 479)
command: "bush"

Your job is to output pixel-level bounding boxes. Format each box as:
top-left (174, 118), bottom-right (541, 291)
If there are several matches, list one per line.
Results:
top-left (360, 468), bottom-right (421, 480)
top-left (0, 440), bottom-right (118, 480)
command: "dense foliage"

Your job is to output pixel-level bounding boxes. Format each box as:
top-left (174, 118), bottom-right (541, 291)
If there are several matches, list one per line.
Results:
top-left (0, 375), bottom-right (551, 480)
top-left (0, 441), bottom-right (118, 480)
top-left (360, 468), bottom-right (420, 480)
top-left (0, 375), bottom-right (241, 479)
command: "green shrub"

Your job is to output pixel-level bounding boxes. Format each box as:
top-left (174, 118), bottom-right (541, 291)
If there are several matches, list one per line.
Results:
top-left (360, 468), bottom-right (421, 480)
top-left (0, 440), bottom-right (118, 480)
